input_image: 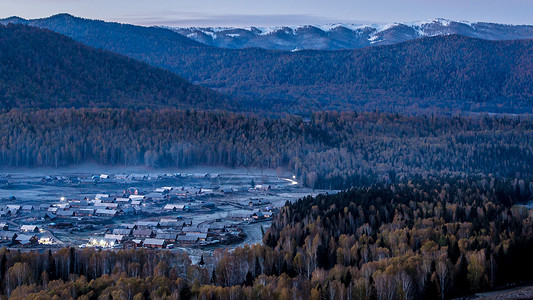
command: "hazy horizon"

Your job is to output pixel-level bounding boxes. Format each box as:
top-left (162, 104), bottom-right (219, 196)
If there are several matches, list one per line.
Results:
top-left (1, 0), bottom-right (532, 27)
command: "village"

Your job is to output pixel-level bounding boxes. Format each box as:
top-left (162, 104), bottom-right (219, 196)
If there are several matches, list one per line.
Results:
top-left (0, 168), bottom-right (313, 251)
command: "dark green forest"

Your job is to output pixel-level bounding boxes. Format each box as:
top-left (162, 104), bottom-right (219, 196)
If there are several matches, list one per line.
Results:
top-left (1, 177), bottom-right (533, 299)
top-left (169, 35), bottom-right (533, 113)
top-left (0, 24), bottom-right (232, 111)
top-left (1, 109), bottom-right (533, 189)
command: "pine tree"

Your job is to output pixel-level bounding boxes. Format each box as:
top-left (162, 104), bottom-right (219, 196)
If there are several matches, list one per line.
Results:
top-left (254, 256), bottom-right (262, 277)
top-left (244, 271), bottom-right (254, 286)
top-left (448, 240), bottom-right (461, 265)
top-left (180, 283), bottom-right (191, 300)
top-left (199, 255), bottom-right (205, 267)
top-left (454, 255), bottom-right (469, 297)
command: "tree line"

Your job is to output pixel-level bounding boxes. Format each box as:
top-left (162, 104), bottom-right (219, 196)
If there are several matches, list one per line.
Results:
top-left (2, 109), bottom-right (533, 189)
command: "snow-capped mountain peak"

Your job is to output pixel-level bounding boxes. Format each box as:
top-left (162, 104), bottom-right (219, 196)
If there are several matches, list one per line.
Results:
top-left (169, 20), bottom-right (533, 51)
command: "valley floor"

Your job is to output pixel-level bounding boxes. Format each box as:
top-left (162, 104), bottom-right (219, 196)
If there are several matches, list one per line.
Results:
top-left (0, 165), bottom-right (331, 255)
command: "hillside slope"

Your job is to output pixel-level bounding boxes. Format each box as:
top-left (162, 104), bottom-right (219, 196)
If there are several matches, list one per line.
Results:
top-left (168, 35), bottom-right (533, 113)
top-left (0, 24), bottom-right (232, 111)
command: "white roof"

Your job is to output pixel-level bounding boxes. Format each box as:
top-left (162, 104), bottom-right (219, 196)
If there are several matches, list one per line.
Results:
top-left (135, 221), bottom-right (158, 227)
top-left (104, 234), bottom-right (124, 241)
top-left (185, 232), bottom-right (207, 239)
top-left (96, 209), bottom-right (117, 215)
top-left (15, 234), bottom-right (35, 241)
top-left (144, 238), bottom-right (165, 245)
top-left (113, 229), bottom-right (132, 235)
top-left (156, 233), bottom-right (177, 240)
top-left (94, 203), bottom-right (119, 208)
top-left (164, 204), bottom-right (185, 210)
top-left (177, 235), bottom-right (199, 241)
top-left (21, 225), bottom-right (38, 230)
top-left (160, 218), bottom-right (178, 222)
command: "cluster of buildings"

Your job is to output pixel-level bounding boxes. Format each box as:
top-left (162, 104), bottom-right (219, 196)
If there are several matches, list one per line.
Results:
top-left (90, 218), bottom-right (244, 249)
top-left (0, 223), bottom-right (48, 247)
top-left (0, 185), bottom-right (221, 220)
top-left (0, 172), bottom-right (283, 249)
top-left (41, 173), bottom-right (220, 184)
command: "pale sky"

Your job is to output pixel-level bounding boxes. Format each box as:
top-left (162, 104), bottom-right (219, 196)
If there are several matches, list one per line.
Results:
top-left (0, 0), bottom-right (532, 27)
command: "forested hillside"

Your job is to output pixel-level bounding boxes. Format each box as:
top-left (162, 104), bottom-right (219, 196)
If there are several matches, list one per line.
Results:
top-left (260, 177), bottom-right (533, 299)
top-left (2, 177), bottom-right (533, 299)
top-left (4, 15), bottom-right (532, 113)
top-left (0, 24), bottom-right (232, 111)
top-left (172, 35), bottom-right (533, 113)
top-left (2, 109), bottom-right (533, 189)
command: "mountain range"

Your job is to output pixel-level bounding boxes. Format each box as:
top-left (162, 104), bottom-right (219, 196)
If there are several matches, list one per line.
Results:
top-left (172, 19), bottom-right (533, 50)
top-left (1, 14), bottom-right (532, 114)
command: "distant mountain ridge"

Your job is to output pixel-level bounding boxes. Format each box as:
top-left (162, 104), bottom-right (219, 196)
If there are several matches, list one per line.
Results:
top-left (1, 14), bottom-right (532, 114)
top-left (3, 15), bottom-right (533, 51)
top-left (171, 19), bottom-right (533, 50)
top-left (0, 14), bottom-right (205, 52)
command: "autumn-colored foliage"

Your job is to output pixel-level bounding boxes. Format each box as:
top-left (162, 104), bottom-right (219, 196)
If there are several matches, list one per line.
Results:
top-left (0, 177), bottom-right (532, 299)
